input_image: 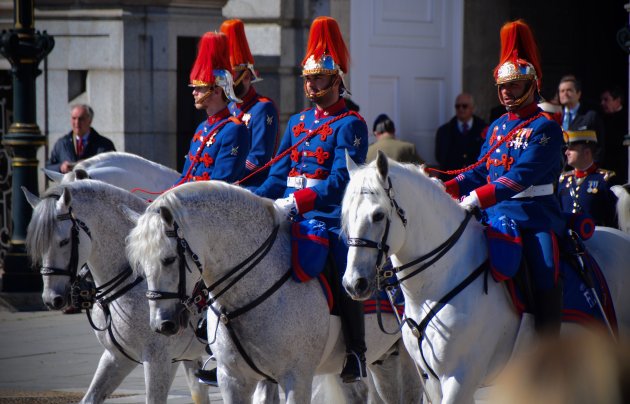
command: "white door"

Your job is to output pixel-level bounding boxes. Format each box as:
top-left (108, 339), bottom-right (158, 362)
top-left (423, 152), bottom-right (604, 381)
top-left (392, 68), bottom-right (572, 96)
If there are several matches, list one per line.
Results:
top-left (349, 0), bottom-right (464, 164)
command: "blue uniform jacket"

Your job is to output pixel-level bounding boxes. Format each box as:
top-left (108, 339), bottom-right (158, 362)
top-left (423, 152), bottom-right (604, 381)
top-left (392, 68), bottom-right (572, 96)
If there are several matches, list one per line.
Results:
top-left (558, 166), bottom-right (617, 227)
top-left (229, 86), bottom-right (279, 187)
top-left (446, 104), bottom-right (566, 234)
top-left (176, 107), bottom-right (250, 185)
top-left (255, 98), bottom-right (368, 228)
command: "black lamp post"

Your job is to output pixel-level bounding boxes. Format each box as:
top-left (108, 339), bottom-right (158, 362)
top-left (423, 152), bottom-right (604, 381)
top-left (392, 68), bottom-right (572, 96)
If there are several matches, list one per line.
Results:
top-left (0, 0), bottom-right (54, 291)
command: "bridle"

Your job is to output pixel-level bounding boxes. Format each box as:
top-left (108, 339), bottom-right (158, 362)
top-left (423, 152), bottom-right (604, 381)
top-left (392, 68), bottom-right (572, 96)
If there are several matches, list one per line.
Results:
top-left (346, 175), bottom-right (474, 288)
top-left (40, 204), bottom-right (92, 282)
top-left (150, 218), bottom-right (285, 381)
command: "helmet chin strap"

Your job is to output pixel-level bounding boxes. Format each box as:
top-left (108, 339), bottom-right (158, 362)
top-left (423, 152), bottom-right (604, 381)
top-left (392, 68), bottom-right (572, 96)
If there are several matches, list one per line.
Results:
top-left (498, 81), bottom-right (536, 111)
top-left (303, 74), bottom-right (340, 101)
top-left (195, 86), bottom-right (216, 106)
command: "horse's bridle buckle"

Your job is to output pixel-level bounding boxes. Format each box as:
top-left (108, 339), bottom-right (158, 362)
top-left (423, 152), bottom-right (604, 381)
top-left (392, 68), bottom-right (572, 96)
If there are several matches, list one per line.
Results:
top-left (220, 313), bottom-right (229, 324)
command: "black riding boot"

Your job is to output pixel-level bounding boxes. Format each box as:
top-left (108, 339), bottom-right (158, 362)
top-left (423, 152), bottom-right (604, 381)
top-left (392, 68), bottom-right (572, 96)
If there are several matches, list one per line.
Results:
top-left (534, 282), bottom-right (563, 337)
top-left (339, 291), bottom-right (367, 383)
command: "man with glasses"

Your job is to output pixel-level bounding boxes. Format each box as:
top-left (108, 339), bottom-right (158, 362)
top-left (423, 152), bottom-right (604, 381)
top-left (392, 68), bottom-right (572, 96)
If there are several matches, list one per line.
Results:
top-left (435, 93), bottom-right (487, 178)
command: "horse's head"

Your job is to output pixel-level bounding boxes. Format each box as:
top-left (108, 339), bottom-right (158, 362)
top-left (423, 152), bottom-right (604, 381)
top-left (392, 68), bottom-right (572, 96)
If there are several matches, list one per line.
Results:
top-left (127, 201), bottom-right (194, 336)
top-left (341, 151), bottom-right (410, 300)
top-left (25, 186), bottom-right (91, 310)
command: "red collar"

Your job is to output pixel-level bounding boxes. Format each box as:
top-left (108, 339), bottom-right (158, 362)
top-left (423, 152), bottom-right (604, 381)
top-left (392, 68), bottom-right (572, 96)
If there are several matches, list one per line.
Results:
top-left (507, 102), bottom-right (539, 121)
top-left (237, 86), bottom-right (257, 106)
top-left (314, 98), bottom-right (347, 120)
top-left (207, 107), bottom-right (231, 125)
top-left (575, 164), bottom-right (597, 179)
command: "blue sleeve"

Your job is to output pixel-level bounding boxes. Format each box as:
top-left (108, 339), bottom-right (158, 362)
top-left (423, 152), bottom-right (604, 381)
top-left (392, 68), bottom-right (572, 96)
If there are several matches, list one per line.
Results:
top-left (175, 121), bottom-right (204, 185)
top-left (309, 118), bottom-right (368, 208)
top-left (211, 122), bottom-right (250, 183)
top-left (244, 101), bottom-right (278, 175)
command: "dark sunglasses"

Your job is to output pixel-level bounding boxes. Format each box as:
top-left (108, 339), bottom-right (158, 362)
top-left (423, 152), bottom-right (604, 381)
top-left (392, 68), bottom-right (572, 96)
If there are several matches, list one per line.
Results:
top-left (455, 104), bottom-right (470, 109)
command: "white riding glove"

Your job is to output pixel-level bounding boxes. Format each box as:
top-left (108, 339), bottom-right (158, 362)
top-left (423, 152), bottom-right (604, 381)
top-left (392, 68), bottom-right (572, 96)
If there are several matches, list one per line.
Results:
top-left (274, 194), bottom-right (298, 220)
top-left (459, 191), bottom-right (480, 211)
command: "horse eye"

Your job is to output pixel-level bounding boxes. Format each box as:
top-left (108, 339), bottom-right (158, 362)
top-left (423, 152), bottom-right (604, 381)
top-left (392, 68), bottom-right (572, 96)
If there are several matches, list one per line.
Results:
top-left (372, 212), bottom-right (385, 222)
top-left (161, 256), bottom-right (176, 266)
top-left (59, 238), bottom-right (70, 247)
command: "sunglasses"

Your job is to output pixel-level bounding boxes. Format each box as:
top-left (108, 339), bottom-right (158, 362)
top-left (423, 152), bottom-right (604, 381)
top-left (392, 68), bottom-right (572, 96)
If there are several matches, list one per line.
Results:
top-left (455, 104), bottom-right (470, 109)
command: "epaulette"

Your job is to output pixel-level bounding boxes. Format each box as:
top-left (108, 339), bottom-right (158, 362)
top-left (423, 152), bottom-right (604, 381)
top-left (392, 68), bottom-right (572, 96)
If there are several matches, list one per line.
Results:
top-left (258, 96), bottom-right (272, 103)
top-left (541, 111), bottom-right (554, 121)
top-left (559, 170), bottom-right (575, 182)
top-left (229, 116), bottom-right (243, 125)
top-left (597, 168), bottom-right (616, 182)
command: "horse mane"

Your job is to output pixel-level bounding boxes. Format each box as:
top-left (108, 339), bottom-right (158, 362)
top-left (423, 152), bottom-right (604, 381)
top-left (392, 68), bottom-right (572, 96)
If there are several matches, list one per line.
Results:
top-left (615, 185), bottom-right (630, 233)
top-left (26, 180), bottom-right (147, 265)
top-left (341, 159), bottom-right (462, 236)
top-left (127, 181), bottom-right (279, 277)
top-left (75, 151), bottom-right (177, 174)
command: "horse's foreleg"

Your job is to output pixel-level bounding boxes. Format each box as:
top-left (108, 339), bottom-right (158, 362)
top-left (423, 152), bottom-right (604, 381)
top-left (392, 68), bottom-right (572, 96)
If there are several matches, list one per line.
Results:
top-left (217, 367), bottom-right (258, 404)
top-left (441, 376), bottom-right (475, 404)
top-left (368, 350), bottom-right (400, 404)
top-left (81, 350), bottom-right (137, 404)
top-left (182, 358), bottom-right (210, 404)
top-left (282, 372), bottom-right (316, 404)
top-left (252, 380), bottom-right (280, 404)
top-left (144, 360), bottom-right (179, 404)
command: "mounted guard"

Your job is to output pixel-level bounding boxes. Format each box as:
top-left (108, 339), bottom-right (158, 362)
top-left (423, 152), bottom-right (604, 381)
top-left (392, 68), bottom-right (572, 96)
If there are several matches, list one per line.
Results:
top-left (221, 19), bottom-right (280, 189)
top-left (254, 16), bottom-right (369, 382)
top-left (175, 32), bottom-right (249, 186)
top-left (443, 20), bottom-right (565, 335)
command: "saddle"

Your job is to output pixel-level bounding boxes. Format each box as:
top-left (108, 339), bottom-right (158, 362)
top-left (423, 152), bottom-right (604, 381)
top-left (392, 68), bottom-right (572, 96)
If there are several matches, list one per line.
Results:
top-left (486, 213), bottom-right (617, 334)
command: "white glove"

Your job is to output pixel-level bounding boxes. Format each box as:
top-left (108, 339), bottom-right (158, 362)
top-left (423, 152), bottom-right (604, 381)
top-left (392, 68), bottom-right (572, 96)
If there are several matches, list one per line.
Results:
top-left (459, 191), bottom-right (480, 211)
top-left (430, 177), bottom-right (445, 191)
top-left (274, 195), bottom-right (298, 220)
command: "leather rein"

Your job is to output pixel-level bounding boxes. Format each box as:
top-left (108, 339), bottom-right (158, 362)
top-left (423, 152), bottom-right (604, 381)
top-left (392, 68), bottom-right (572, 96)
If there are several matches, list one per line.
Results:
top-left (41, 198), bottom-right (144, 364)
top-left (149, 219), bottom-right (287, 382)
top-left (345, 176), bottom-right (487, 379)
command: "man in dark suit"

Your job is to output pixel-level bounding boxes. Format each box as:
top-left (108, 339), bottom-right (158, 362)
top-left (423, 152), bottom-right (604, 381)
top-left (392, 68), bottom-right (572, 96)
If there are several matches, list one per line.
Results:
top-left (435, 93), bottom-right (487, 178)
top-left (558, 75), bottom-right (605, 160)
top-left (367, 114), bottom-right (424, 164)
top-left (46, 104), bottom-right (116, 173)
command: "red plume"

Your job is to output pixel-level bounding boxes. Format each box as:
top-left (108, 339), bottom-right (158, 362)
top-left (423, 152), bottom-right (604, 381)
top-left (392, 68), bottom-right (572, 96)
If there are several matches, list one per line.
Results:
top-left (493, 19), bottom-right (542, 87)
top-left (189, 32), bottom-right (232, 86)
top-left (302, 16), bottom-right (349, 73)
top-left (220, 19), bottom-right (255, 67)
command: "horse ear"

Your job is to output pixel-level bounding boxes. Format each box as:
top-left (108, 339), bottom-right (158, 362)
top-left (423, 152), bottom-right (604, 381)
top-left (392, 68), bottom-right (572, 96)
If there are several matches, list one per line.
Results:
top-left (59, 187), bottom-right (72, 207)
top-left (74, 168), bottom-right (89, 180)
top-left (21, 186), bottom-right (41, 208)
top-left (159, 206), bottom-right (174, 226)
top-left (42, 168), bottom-right (64, 183)
top-left (611, 185), bottom-right (628, 199)
top-left (345, 149), bottom-right (359, 179)
top-left (375, 150), bottom-right (389, 180)
top-left (120, 204), bottom-right (140, 225)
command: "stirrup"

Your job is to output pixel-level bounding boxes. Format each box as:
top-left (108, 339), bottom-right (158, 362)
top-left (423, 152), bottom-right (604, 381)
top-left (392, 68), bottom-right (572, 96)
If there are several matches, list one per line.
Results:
top-left (195, 355), bottom-right (218, 386)
top-left (340, 351), bottom-right (367, 383)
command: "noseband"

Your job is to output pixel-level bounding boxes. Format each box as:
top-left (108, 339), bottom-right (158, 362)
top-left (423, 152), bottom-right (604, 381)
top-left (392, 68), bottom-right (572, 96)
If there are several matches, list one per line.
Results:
top-left (40, 204), bottom-right (92, 282)
top-left (346, 176), bottom-right (474, 287)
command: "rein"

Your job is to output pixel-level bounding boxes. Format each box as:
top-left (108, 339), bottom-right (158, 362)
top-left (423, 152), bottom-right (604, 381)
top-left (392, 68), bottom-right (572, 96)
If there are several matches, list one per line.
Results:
top-left (40, 198), bottom-right (144, 363)
top-left (346, 175), bottom-right (489, 380)
top-left (151, 218), bottom-right (285, 381)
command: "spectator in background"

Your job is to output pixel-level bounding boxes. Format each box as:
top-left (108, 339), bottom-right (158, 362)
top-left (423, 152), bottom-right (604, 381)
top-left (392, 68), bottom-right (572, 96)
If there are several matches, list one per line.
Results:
top-left (46, 104), bottom-right (115, 173)
top-left (435, 93), bottom-right (487, 178)
top-left (367, 114), bottom-right (424, 164)
top-left (558, 75), bottom-right (605, 159)
top-left (600, 86), bottom-right (628, 184)
top-left (558, 130), bottom-right (617, 227)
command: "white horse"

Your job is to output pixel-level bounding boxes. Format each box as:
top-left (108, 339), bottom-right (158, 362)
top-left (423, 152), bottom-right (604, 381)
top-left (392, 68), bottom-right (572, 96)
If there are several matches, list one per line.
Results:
top-left (612, 184), bottom-right (630, 233)
top-left (24, 180), bottom-right (209, 404)
top-left (125, 180), bottom-right (420, 404)
top-left (43, 151), bottom-right (180, 195)
top-left (341, 152), bottom-right (630, 404)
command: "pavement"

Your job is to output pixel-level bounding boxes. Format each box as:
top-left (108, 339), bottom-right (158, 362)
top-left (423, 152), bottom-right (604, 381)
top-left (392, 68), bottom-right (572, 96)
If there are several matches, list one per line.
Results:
top-left (0, 293), bottom-right (224, 403)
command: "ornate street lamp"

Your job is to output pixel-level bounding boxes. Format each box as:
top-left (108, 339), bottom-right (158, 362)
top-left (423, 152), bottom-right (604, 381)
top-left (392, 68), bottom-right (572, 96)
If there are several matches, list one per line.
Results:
top-left (0, 0), bottom-right (54, 291)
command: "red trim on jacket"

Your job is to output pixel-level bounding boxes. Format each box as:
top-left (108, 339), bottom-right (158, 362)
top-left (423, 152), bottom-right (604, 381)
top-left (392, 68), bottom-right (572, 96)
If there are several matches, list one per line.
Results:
top-left (444, 179), bottom-right (460, 199)
top-left (207, 107), bottom-right (231, 125)
top-left (507, 102), bottom-right (539, 121)
top-left (314, 98), bottom-right (346, 119)
top-left (475, 183), bottom-right (497, 208)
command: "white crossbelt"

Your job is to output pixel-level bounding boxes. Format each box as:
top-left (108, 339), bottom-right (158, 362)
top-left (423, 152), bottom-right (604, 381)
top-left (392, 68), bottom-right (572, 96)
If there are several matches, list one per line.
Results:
top-left (512, 183), bottom-right (554, 199)
top-left (287, 176), bottom-right (323, 189)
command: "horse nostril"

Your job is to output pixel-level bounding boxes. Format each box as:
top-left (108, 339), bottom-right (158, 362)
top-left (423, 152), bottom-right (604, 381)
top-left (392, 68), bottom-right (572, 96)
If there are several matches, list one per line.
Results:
top-left (52, 296), bottom-right (65, 310)
top-left (354, 278), bottom-right (369, 295)
top-left (159, 321), bottom-right (178, 335)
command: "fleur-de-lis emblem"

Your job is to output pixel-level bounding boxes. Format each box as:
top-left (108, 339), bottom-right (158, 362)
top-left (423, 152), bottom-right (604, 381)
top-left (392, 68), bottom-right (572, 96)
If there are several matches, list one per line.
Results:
top-left (231, 146), bottom-right (239, 156)
top-left (266, 114), bottom-right (273, 126)
top-left (539, 134), bottom-right (550, 145)
top-left (353, 136), bottom-right (361, 147)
